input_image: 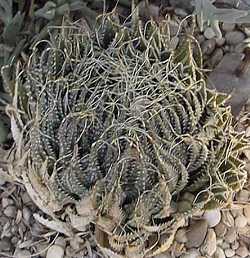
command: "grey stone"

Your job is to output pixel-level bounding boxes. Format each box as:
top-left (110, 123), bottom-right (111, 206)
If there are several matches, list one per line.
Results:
top-left (186, 219), bottom-right (208, 248)
top-left (0, 239), bottom-right (12, 251)
top-left (225, 31), bottom-right (246, 45)
top-left (222, 23), bottom-right (236, 32)
top-left (208, 53), bottom-right (250, 116)
top-left (4, 205), bottom-right (17, 218)
top-left (204, 27), bottom-right (216, 39)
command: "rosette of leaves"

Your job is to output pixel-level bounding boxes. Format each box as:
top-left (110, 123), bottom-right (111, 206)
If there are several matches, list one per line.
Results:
top-left (6, 9), bottom-right (248, 258)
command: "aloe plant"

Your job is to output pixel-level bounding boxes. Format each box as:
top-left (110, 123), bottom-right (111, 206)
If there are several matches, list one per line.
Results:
top-left (4, 8), bottom-right (248, 257)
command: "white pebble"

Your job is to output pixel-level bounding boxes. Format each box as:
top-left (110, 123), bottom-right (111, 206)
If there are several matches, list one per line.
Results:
top-left (225, 249), bottom-right (235, 257)
top-left (235, 215), bottom-right (247, 228)
top-left (46, 245), bottom-right (64, 258)
top-left (204, 27), bottom-right (216, 39)
top-left (203, 209), bottom-right (221, 227)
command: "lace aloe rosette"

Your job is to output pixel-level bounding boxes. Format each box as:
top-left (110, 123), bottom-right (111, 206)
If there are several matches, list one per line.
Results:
top-left (9, 12), bottom-right (248, 258)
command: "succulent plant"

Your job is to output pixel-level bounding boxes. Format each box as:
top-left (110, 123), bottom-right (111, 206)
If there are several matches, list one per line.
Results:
top-left (5, 7), bottom-right (249, 258)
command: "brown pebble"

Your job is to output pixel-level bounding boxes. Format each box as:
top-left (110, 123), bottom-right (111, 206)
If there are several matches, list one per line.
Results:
top-left (215, 222), bottom-right (227, 237)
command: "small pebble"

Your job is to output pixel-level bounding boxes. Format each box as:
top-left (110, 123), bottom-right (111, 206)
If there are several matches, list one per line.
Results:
top-left (176, 228), bottom-right (187, 243)
top-left (222, 23), bottom-right (236, 32)
top-left (186, 220), bottom-right (208, 248)
top-left (2, 197), bottom-right (14, 208)
top-left (22, 207), bottom-right (31, 224)
top-left (201, 39), bottom-right (216, 55)
top-left (225, 228), bottom-right (237, 243)
top-left (0, 239), bottom-right (12, 251)
top-left (216, 37), bottom-right (226, 47)
top-left (11, 236), bottom-right (19, 245)
top-left (243, 27), bottom-right (250, 37)
top-left (225, 249), bottom-right (235, 257)
top-left (203, 209), bottom-right (221, 227)
top-left (46, 244), bottom-right (64, 258)
top-left (231, 241), bottom-right (239, 250)
top-left (4, 205), bottom-right (17, 218)
top-left (215, 222), bottom-right (227, 237)
top-left (197, 34), bottom-right (205, 44)
top-left (214, 247), bottom-right (226, 258)
top-left (225, 31), bottom-right (246, 45)
top-left (210, 48), bottom-right (224, 68)
top-left (243, 205), bottom-right (250, 224)
top-left (236, 245), bottom-right (249, 257)
top-left (231, 209), bottom-right (243, 218)
top-left (236, 190), bottom-right (249, 202)
top-left (235, 215), bottom-right (247, 228)
top-left (222, 242), bottom-right (231, 249)
top-left (174, 8), bottom-right (188, 18)
top-left (0, 178), bottom-right (6, 186)
top-left (21, 192), bottom-right (32, 205)
top-left (204, 27), bottom-right (216, 39)
top-left (235, 43), bottom-right (245, 53)
top-left (200, 229), bottom-right (217, 256)
top-left (14, 249), bottom-right (31, 258)
top-left (55, 236), bottom-right (66, 248)
top-left (181, 249), bottom-right (200, 258)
